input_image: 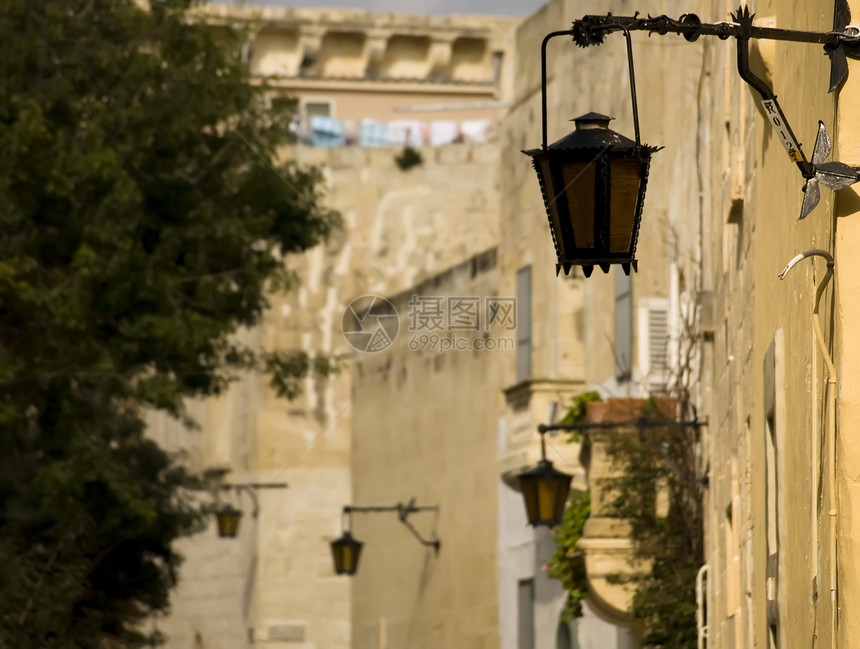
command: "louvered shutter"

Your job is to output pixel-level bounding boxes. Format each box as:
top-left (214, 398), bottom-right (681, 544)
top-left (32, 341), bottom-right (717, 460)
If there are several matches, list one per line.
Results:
top-left (637, 298), bottom-right (669, 393)
top-left (614, 270), bottom-right (633, 380)
top-left (516, 266), bottom-right (532, 382)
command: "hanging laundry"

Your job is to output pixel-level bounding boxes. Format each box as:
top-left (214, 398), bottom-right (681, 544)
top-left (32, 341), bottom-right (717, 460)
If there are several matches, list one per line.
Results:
top-left (461, 119), bottom-right (494, 143)
top-left (360, 119), bottom-right (389, 147)
top-left (430, 120), bottom-right (459, 146)
top-left (310, 115), bottom-right (346, 147)
top-left (387, 120), bottom-right (426, 147)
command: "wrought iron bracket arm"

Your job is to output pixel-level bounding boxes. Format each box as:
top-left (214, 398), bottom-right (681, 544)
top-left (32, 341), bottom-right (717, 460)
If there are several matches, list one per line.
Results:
top-left (343, 499), bottom-right (441, 553)
top-left (221, 482), bottom-right (288, 518)
top-left (569, 9), bottom-right (860, 54)
top-left (538, 419), bottom-right (707, 433)
top-left (563, 3), bottom-right (860, 211)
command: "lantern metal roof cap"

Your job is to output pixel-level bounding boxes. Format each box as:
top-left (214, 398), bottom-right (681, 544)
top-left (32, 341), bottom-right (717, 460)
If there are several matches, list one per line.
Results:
top-left (523, 113), bottom-right (660, 158)
top-left (333, 529), bottom-right (360, 544)
top-left (519, 457), bottom-right (568, 479)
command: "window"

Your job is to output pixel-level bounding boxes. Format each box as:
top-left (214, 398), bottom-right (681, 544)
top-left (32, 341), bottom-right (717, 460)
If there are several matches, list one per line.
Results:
top-left (614, 269), bottom-right (632, 380)
top-left (637, 297), bottom-right (669, 393)
top-left (517, 579), bottom-right (535, 649)
top-left (556, 619), bottom-right (578, 649)
top-left (303, 101), bottom-right (332, 120)
top-left (763, 333), bottom-right (785, 649)
top-left (492, 51), bottom-right (504, 85)
top-left (765, 411), bottom-right (778, 649)
top-left (725, 454), bottom-right (741, 617)
top-left (516, 266), bottom-right (532, 382)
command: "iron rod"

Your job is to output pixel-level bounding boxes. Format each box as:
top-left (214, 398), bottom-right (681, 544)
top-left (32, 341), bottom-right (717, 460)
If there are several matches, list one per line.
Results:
top-left (221, 482), bottom-right (287, 490)
top-left (574, 14), bottom-right (854, 48)
top-left (622, 29), bottom-right (641, 145)
top-left (344, 504), bottom-right (438, 513)
top-left (539, 419), bottom-right (706, 433)
top-left (541, 30), bottom-right (576, 149)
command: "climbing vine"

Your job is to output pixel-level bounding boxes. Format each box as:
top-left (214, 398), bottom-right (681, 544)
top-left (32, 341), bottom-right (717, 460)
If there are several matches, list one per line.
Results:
top-left (549, 393), bottom-right (703, 649)
top-left (547, 488), bottom-right (591, 621)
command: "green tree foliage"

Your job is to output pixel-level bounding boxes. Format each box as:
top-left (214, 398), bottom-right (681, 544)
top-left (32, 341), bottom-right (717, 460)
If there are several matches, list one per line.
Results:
top-left (554, 390), bottom-right (602, 440)
top-left (394, 146), bottom-right (423, 171)
top-left (0, 1), bottom-right (335, 645)
top-left (544, 392), bottom-right (601, 621)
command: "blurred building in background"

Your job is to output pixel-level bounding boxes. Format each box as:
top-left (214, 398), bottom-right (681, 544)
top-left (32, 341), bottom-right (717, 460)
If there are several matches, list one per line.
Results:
top-left (152, 0), bottom-right (860, 648)
top-left (149, 5), bottom-right (515, 649)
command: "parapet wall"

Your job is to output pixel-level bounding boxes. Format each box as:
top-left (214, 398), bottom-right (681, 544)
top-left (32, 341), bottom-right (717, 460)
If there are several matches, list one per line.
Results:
top-left (203, 5), bottom-right (515, 84)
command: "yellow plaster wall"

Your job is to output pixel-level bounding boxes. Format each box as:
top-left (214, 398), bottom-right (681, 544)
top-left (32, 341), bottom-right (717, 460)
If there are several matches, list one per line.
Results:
top-left (836, 3), bottom-right (860, 647)
top-left (697, 1), bottom-right (844, 648)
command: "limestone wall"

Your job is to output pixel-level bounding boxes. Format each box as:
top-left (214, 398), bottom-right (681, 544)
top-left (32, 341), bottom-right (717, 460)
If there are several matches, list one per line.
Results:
top-left (349, 252), bottom-right (503, 649)
top-left (693, 1), bottom-right (849, 648)
top-left (155, 136), bottom-right (503, 649)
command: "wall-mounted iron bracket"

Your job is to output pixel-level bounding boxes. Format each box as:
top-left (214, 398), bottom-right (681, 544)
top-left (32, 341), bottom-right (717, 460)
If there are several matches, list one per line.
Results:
top-left (220, 482), bottom-right (288, 518)
top-left (344, 499), bottom-right (441, 553)
top-left (567, 2), bottom-right (860, 219)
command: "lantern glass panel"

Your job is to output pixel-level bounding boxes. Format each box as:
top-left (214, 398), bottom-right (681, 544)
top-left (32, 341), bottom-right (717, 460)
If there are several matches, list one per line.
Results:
top-left (520, 476), bottom-right (539, 523)
top-left (608, 157), bottom-right (642, 254)
top-left (537, 158), bottom-right (563, 246)
top-left (216, 508), bottom-right (242, 538)
top-left (538, 478), bottom-right (559, 521)
top-left (519, 465), bottom-right (573, 526)
top-left (553, 475), bottom-right (572, 522)
top-left (341, 546), bottom-right (354, 573)
top-left (331, 534), bottom-right (363, 575)
top-left (560, 161), bottom-right (596, 249)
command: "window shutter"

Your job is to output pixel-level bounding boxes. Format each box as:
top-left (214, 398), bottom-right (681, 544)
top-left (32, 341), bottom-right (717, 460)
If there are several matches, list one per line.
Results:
top-left (614, 270), bottom-right (633, 380)
top-left (516, 266), bottom-right (532, 382)
top-left (517, 579), bottom-right (535, 649)
top-left (637, 298), bottom-right (670, 393)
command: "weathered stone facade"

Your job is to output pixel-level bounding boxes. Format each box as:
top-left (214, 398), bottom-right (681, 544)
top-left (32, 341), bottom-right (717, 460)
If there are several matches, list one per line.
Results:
top-left (154, 1), bottom-right (860, 648)
top-left (152, 7), bottom-right (510, 645)
top-left (694, 2), bottom-right (855, 648)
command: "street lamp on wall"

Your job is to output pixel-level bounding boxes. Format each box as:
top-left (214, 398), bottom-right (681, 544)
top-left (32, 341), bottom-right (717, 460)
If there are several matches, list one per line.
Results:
top-left (529, 5), bottom-right (860, 277)
top-left (213, 481), bottom-right (288, 539)
top-left (517, 426), bottom-right (573, 527)
top-left (215, 503), bottom-right (243, 539)
top-left (331, 529), bottom-right (363, 575)
top-left (330, 499), bottom-right (440, 576)
top-left (524, 31), bottom-right (660, 279)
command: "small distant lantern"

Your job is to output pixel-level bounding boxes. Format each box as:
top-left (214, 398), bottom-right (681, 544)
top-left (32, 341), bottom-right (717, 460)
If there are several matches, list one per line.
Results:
top-left (524, 112), bottom-right (659, 278)
top-left (215, 504), bottom-right (242, 538)
top-left (518, 459), bottom-right (573, 527)
top-left (331, 531), bottom-right (364, 575)
top-left (518, 429), bottom-right (573, 527)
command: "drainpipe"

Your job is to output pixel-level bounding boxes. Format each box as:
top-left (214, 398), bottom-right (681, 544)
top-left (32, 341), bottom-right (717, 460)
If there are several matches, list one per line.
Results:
top-left (778, 249), bottom-right (836, 647)
top-left (696, 564), bottom-right (709, 649)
